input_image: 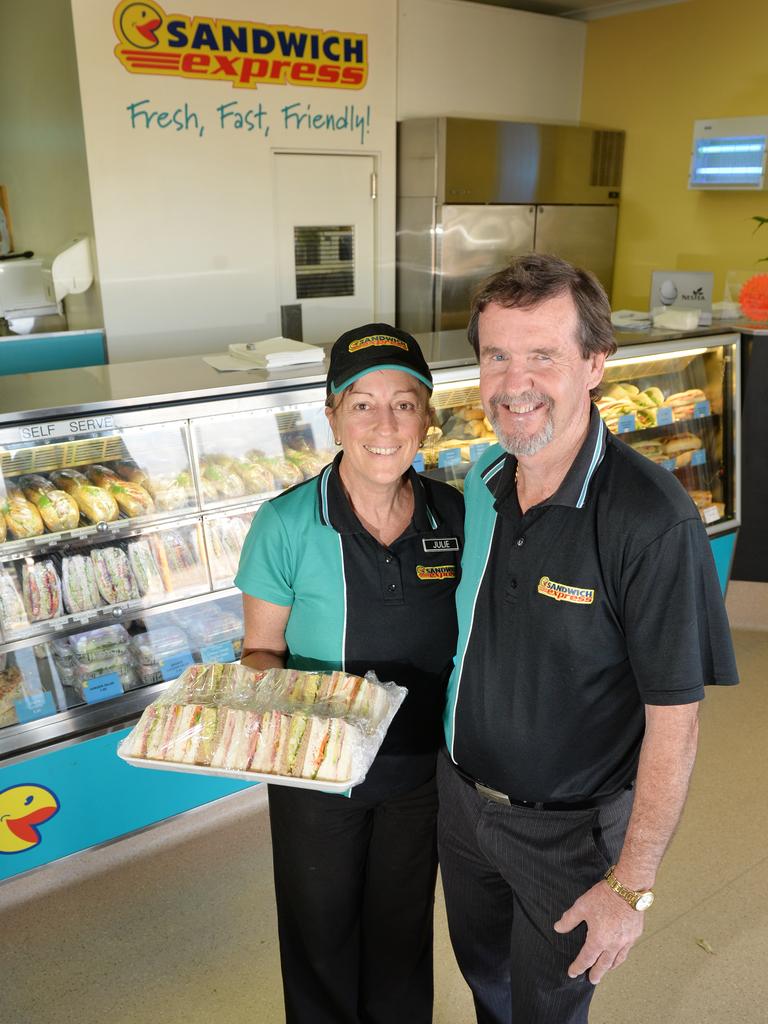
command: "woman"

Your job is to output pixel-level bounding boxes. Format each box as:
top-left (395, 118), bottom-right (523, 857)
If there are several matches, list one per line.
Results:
top-left (235, 323), bottom-right (464, 1024)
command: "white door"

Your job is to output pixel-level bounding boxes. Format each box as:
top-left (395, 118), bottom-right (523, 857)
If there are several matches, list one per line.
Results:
top-left (274, 153), bottom-right (376, 345)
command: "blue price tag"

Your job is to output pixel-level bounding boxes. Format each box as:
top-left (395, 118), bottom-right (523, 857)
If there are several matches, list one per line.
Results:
top-left (617, 414), bottom-right (636, 434)
top-left (438, 448), bottom-right (462, 468)
top-left (693, 400), bottom-right (711, 418)
top-left (411, 453), bottom-right (425, 472)
top-left (656, 406), bottom-right (674, 426)
top-left (469, 442), bottom-right (491, 462)
top-left (82, 672), bottom-right (124, 704)
top-left (14, 690), bottom-right (56, 723)
top-left (661, 459), bottom-right (677, 472)
top-left (691, 449), bottom-right (706, 467)
top-left (200, 641), bottom-right (236, 665)
top-left (160, 651), bottom-right (195, 682)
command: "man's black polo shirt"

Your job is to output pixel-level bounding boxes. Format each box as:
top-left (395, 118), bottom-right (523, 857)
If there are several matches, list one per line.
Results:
top-left (236, 453), bottom-right (464, 799)
top-left (444, 405), bottom-right (738, 804)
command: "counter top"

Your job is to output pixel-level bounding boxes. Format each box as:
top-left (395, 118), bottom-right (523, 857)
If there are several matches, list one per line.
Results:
top-left (0, 323), bottom-right (742, 424)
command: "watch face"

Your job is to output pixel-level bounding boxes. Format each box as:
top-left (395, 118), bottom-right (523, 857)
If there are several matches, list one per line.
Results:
top-left (635, 891), bottom-right (654, 911)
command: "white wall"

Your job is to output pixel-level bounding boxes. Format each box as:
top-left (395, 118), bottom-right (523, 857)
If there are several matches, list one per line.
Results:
top-left (397, 0), bottom-right (586, 123)
top-left (0, 0), bottom-right (103, 331)
top-left (69, 0), bottom-right (398, 363)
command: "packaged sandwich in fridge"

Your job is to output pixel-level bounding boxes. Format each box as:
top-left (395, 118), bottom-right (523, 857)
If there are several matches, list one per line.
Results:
top-left (70, 624), bottom-right (132, 662)
top-left (0, 568), bottom-right (28, 636)
top-left (132, 626), bottom-right (190, 667)
top-left (21, 560), bottom-right (62, 622)
top-left (61, 554), bottom-right (104, 614)
top-left (118, 663), bottom-right (407, 791)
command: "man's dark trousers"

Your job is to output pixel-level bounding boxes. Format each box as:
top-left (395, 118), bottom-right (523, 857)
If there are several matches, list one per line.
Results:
top-left (437, 751), bottom-right (634, 1023)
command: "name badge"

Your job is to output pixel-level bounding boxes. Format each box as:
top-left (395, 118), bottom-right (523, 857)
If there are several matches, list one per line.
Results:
top-left (423, 537), bottom-right (459, 552)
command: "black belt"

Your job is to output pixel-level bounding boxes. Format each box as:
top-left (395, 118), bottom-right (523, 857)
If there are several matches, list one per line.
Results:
top-left (450, 758), bottom-right (632, 811)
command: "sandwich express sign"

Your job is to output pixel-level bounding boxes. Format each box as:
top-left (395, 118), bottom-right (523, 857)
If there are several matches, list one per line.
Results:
top-left (112, 1), bottom-right (368, 91)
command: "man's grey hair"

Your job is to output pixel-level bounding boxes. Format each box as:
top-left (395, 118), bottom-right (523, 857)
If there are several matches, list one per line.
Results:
top-left (467, 253), bottom-right (617, 399)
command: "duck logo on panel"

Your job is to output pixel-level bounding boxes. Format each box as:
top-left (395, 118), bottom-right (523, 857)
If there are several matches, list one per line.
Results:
top-left (112, 2), bottom-right (369, 91)
top-left (0, 784), bottom-right (60, 855)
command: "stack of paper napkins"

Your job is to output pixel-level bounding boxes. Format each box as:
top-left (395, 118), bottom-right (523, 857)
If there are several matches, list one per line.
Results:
top-left (228, 337), bottom-right (325, 369)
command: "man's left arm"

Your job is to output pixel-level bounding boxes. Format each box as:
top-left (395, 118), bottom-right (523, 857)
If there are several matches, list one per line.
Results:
top-left (553, 700), bottom-right (699, 984)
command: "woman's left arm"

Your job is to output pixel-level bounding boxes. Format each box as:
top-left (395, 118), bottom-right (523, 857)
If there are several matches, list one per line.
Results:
top-left (241, 593), bottom-right (291, 670)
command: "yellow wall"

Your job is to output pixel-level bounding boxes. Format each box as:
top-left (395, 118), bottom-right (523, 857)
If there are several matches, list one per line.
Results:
top-left (581, 0), bottom-right (768, 309)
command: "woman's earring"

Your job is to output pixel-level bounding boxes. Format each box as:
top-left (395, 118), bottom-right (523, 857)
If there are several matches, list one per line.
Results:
top-left (419, 439), bottom-right (425, 448)
top-left (335, 438), bottom-right (342, 446)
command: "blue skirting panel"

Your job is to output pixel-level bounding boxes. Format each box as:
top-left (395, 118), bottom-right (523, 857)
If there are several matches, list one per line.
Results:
top-left (0, 729), bottom-right (257, 882)
top-left (709, 530), bottom-right (738, 596)
top-left (0, 331), bottom-right (106, 375)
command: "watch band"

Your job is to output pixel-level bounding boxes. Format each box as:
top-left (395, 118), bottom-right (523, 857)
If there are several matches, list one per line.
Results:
top-left (603, 865), bottom-right (655, 911)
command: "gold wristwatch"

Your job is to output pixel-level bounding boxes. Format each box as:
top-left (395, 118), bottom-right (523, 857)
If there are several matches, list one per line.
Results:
top-left (604, 865), bottom-right (655, 911)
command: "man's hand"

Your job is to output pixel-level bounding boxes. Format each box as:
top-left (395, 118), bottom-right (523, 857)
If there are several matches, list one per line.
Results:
top-left (553, 879), bottom-right (644, 984)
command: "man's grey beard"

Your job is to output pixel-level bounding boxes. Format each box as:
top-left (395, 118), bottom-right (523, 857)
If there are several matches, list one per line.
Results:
top-left (487, 390), bottom-right (555, 456)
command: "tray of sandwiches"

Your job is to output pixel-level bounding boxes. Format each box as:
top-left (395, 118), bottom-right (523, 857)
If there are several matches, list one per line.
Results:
top-left (118, 662), bottom-right (407, 792)
top-left (595, 385), bottom-right (709, 433)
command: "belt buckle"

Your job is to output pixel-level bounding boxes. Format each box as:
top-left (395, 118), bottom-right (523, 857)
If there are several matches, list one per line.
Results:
top-left (475, 782), bottom-right (511, 805)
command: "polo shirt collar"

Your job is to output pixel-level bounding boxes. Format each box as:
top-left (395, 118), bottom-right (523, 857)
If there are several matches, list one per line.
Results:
top-left (489, 404), bottom-right (607, 510)
top-left (317, 452), bottom-right (440, 534)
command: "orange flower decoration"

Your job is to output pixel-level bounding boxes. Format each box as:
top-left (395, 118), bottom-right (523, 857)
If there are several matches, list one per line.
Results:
top-left (739, 273), bottom-right (768, 322)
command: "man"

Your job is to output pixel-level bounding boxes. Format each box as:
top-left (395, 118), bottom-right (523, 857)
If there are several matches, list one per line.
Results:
top-left (438, 253), bottom-right (738, 1023)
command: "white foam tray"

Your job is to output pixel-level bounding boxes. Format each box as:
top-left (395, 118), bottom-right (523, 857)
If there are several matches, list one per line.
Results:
top-left (118, 751), bottom-right (355, 793)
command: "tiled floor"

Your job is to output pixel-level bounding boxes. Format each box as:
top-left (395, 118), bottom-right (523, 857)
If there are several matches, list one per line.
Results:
top-left (1, 628), bottom-right (766, 1024)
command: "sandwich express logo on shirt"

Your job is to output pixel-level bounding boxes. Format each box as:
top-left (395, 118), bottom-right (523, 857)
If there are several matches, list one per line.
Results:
top-left (416, 565), bottom-right (456, 581)
top-left (537, 576), bottom-right (595, 605)
top-left (112, 1), bottom-right (369, 91)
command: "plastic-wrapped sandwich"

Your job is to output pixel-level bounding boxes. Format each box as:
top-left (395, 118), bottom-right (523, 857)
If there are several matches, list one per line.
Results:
top-left (118, 663), bottom-right (407, 790)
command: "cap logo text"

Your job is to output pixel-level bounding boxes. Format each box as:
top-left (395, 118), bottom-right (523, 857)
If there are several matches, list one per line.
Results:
top-left (348, 335), bottom-right (409, 353)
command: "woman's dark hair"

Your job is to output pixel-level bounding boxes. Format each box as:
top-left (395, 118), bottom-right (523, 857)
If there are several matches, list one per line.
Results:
top-left (467, 253), bottom-right (618, 364)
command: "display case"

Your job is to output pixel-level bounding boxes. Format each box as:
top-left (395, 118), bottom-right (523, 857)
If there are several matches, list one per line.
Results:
top-left (0, 331), bottom-right (740, 759)
top-left (597, 338), bottom-right (738, 530)
top-left (0, 388), bottom-right (339, 760)
top-left (0, 328), bottom-right (740, 881)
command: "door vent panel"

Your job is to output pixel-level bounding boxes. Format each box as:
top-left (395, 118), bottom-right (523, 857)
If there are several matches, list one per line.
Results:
top-left (294, 226), bottom-right (355, 299)
top-left (591, 132), bottom-right (625, 187)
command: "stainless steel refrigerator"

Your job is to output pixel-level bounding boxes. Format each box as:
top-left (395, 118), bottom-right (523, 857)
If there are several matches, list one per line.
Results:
top-left (396, 118), bottom-right (624, 333)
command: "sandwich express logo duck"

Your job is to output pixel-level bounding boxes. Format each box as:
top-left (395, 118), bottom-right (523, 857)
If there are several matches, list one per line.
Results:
top-left (0, 784), bottom-right (60, 855)
top-left (113, 1), bottom-right (368, 91)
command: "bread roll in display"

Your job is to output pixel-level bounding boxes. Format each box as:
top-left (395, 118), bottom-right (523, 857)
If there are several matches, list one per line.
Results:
top-left (661, 432), bottom-right (703, 456)
top-left (200, 458), bottom-right (246, 499)
top-left (51, 470), bottom-right (120, 523)
top-left (86, 465), bottom-right (154, 517)
top-left (19, 475), bottom-right (80, 532)
top-left (266, 457), bottom-right (303, 489)
top-left (2, 491), bottom-right (45, 539)
top-left (232, 460), bottom-right (275, 495)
